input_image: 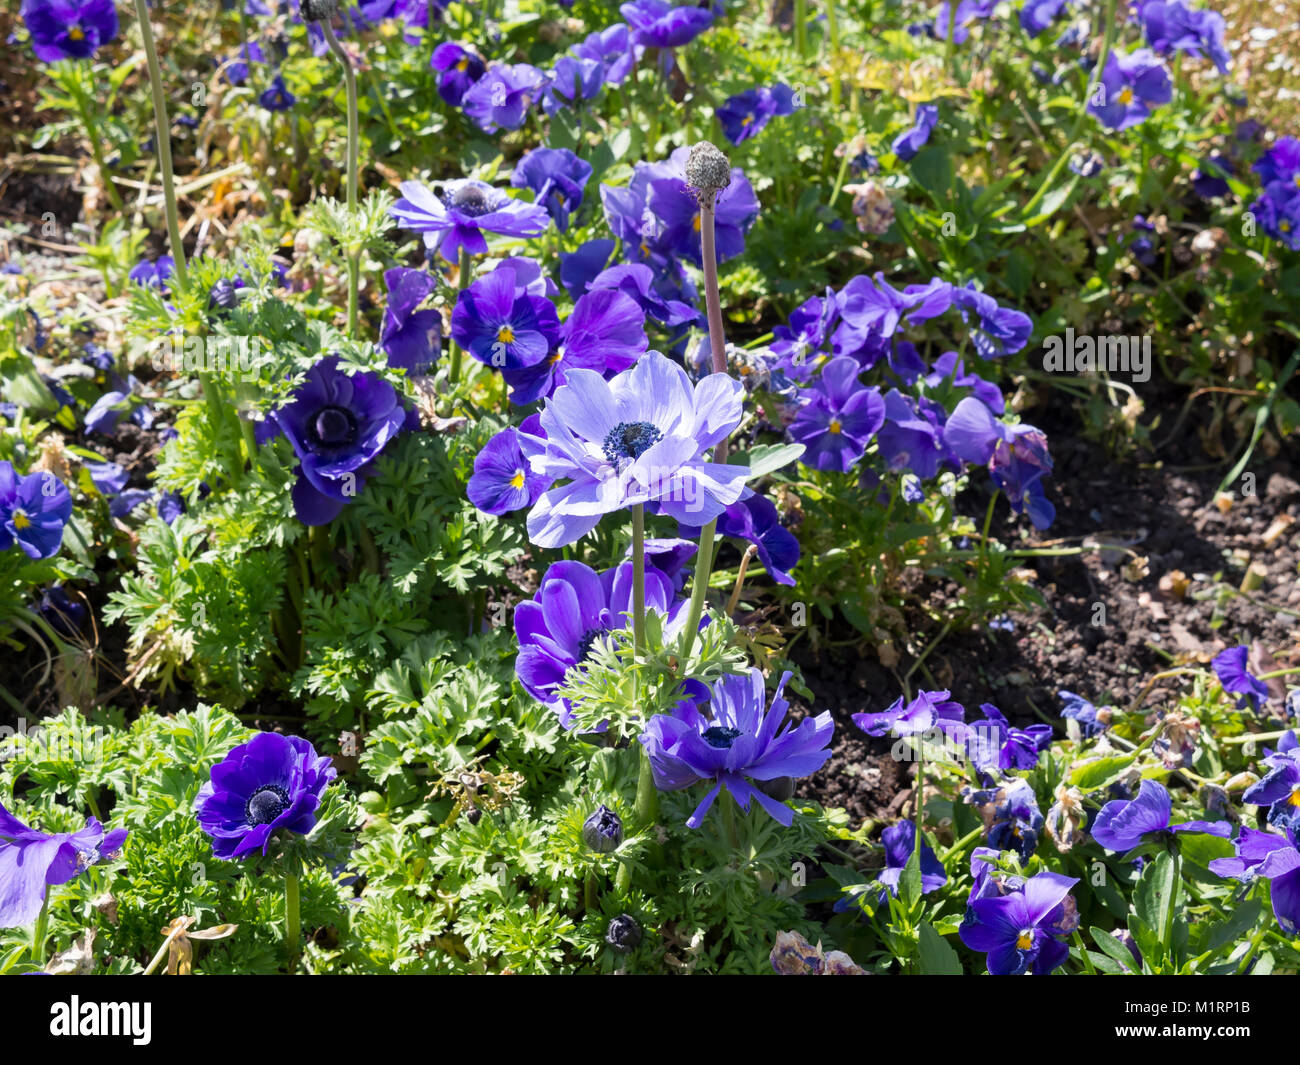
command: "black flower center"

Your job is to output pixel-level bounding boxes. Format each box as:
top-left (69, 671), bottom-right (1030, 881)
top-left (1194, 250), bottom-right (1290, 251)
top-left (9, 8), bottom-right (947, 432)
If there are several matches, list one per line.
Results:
top-left (448, 184), bottom-right (492, 217)
top-left (702, 725), bottom-right (743, 749)
top-left (576, 627), bottom-right (608, 663)
top-left (245, 784), bottom-right (292, 825)
top-left (601, 421), bottom-right (662, 465)
top-left (311, 405), bottom-right (357, 448)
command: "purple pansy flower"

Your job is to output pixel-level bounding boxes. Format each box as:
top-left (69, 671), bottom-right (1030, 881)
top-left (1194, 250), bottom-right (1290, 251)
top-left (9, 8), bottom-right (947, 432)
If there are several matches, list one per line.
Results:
top-left (1242, 741), bottom-right (1300, 834)
top-left (573, 23), bottom-right (642, 85)
top-left (950, 283), bottom-right (1032, 359)
top-left (854, 688), bottom-right (966, 739)
top-left (934, 0), bottom-right (997, 42)
top-left (876, 819), bottom-right (948, 900)
top-left (959, 871), bottom-right (1079, 975)
top-left (892, 104), bottom-right (939, 162)
top-left (390, 178), bottom-right (551, 264)
top-left (514, 559), bottom-right (686, 728)
top-left (1210, 826), bottom-right (1300, 934)
top-left (639, 668), bottom-right (834, 828)
top-left (1090, 779), bottom-right (1231, 852)
top-left (1139, 0), bottom-right (1230, 75)
top-left (944, 396), bottom-right (1055, 529)
top-left (128, 256), bottom-right (175, 294)
top-left (967, 703), bottom-right (1053, 776)
top-left (380, 267), bottom-right (441, 374)
top-left (875, 390), bottom-right (948, 480)
top-left (20, 0), bottom-right (118, 62)
top-left (430, 42), bottom-right (486, 106)
top-left (461, 63), bottom-right (548, 133)
top-left (789, 357), bottom-right (886, 473)
top-left (259, 74), bottom-right (296, 112)
top-left (620, 0), bottom-right (713, 48)
top-left (511, 147), bottom-right (592, 234)
top-left (524, 352), bottom-right (748, 549)
top-left (541, 56), bottom-right (605, 116)
top-left (467, 420), bottom-right (552, 517)
top-left (0, 801), bottom-right (128, 927)
top-left (924, 350), bottom-right (1006, 413)
top-left (0, 463), bottom-right (71, 560)
top-left (195, 732), bottom-right (336, 860)
top-left (1060, 689), bottom-right (1110, 737)
top-left (1086, 48), bottom-right (1172, 131)
top-left (559, 239), bottom-right (616, 299)
top-left (1019, 0), bottom-right (1069, 36)
top-left (770, 291), bottom-right (837, 380)
top-left (271, 356), bottom-right (408, 526)
top-left (1192, 151), bottom-right (1233, 198)
top-left (1211, 645), bottom-right (1269, 713)
top-left (450, 265), bottom-right (561, 371)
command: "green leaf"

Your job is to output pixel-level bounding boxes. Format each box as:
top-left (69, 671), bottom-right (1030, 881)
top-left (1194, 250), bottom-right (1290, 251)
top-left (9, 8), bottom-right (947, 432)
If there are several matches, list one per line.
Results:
top-left (917, 921), bottom-right (963, 975)
top-left (1134, 851), bottom-right (1177, 954)
top-left (1067, 754), bottom-right (1135, 790)
top-left (737, 443), bottom-right (805, 479)
top-left (1089, 925), bottom-right (1137, 972)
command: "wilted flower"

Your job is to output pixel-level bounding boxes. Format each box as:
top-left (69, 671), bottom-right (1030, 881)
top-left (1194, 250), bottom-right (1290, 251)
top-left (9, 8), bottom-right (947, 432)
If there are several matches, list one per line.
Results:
top-left (0, 801), bottom-right (128, 927)
top-left (1059, 689), bottom-right (1110, 737)
top-left (770, 930), bottom-right (866, 975)
top-left (639, 669), bottom-right (834, 828)
top-left (844, 180), bottom-right (895, 235)
top-left (195, 732), bottom-right (336, 860)
top-left (1044, 784), bottom-right (1086, 851)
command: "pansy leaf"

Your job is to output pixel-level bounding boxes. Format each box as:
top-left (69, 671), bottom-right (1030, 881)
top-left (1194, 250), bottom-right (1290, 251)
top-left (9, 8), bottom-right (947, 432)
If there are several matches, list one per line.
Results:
top-left (1067, 753), bottom-right (1135, 791)
top-left (917, 921), bottom-right (963, 975)
top-left (1089, 925), bottom-right (1138, 973)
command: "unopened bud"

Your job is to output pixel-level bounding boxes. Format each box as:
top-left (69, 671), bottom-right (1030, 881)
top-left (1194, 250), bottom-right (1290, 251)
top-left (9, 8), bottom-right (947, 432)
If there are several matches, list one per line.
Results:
top-left (685, 140), bottom-right (732, 195)
top-left (605, 914), bottom-right (643, 954)
top-left (582, 805), bottom-right (624, 853)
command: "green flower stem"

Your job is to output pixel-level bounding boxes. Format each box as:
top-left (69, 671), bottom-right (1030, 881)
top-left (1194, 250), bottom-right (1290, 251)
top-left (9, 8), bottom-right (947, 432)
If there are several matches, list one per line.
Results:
top-left (1163, 849), bottom-right (1181, 960)
top-left (131, 0), bottom-right (188, 290)
top-left (32, 893), bottom-right (50, 967)
top-left (320, 19), bottom-right (361, 336)
top-left (69, 83), bottom-right (124, 212)
top-left (979, 488), bottom-right (998, 571)
top-left (631, 504), bottom-right (647, 652)
top-left (449, 245), bottom-right (471, 385)
top-left (1072, 929), bottom-right (1098, 975)
top-left (680, 519), bottom-right (716, 660)
top-left (794, 0), bottom-right (809, 58)
top-left (1020, 0), bottom-right (1119, 221)
top-left (285, 870), bottom-right (301, 972)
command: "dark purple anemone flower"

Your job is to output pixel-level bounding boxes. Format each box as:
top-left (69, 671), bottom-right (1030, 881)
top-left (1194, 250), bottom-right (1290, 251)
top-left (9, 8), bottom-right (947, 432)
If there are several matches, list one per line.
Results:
top-left (430, 42), bottom-right (486, 106)
top-left (129, 256), bottom-right (175, 294)
top-left (620, 0), bottom-right (713, 49)
top-left (514, 559), bottom-right (687, 728)
top-left (891, 104), bottom-right (939, 162)
top-left (259, 73), bottom-right (296, 112)
top-left (511, 148), bottom-right (592, 234)
top-left (967, 703), bottom-right (1053, 776)
top-left (943, 396), bottom-right (1055, 529)
top-left (959, 870), bottom-right (1078, 975)
top-left (380, 267), bottom-right (441, 374)
top-left (789, 357), bottom-right (885, 473)
top-left (21, 0), bottom-right (118, 61)
top-left (502, 287), bottom-right (647, 405)
top-left (854, 689), bottom-right (965, 739)
top-left (640, 669), bottom-right (834, 828)
top-left (1019, 0), bottom-right (1068, 37)
top-left (0, 801), bottom-right (127, 927)
top-left (525, 352), bottom-right (747, 548)
top-left (1090, 779), bottom-right (1231, 852)
top-left (390, 178), bottom-right (551, 264)
top-left (461, 63), bottom-right (548, 133)
top-left (450, 265), bottom-right (561, 371)
top-left (1139, 0), bottom-right (1230, 75)
top-left (467, 418), bottom-right (551, 517)
top-left (1210, 826), bottom-right (1300, 934)
top-left (1211, 645), bottom-right (1269, 713)
top-left (0, 463), bottom-right (71, 560)
top-left (272, 356), bottom-right (409, 526)
top-left (1086, 48), bottom-right (1172, 131)
top-left (195, 732), bottom-right (336, 860)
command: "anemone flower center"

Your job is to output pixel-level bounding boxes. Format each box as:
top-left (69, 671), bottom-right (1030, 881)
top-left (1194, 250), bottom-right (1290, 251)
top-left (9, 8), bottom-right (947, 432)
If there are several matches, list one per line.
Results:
top-left (312, 405), bottom-right (357, 448)
top-left (448, 183), bottom-right (492, 218)
top-left (1015, 929), bottom-right (1034, 950)
top-left (702, 725), bottom-right (744, 749)
top-left (11, 508), bottom-right (31, 530)
top-left (245, 784), bottom-right (292, 825)
top-left (602, 421), bottom-right (663, 464)
top-left (576, 627), bottom-right (608, 662)
top-left (497, 325), bottom-right (516, 344)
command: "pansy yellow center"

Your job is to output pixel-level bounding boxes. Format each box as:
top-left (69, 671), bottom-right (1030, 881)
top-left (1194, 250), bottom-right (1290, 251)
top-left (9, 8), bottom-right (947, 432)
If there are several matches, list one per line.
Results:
top-left (497, 325), bottom-right (515, 344)
top-left (1015, 929), bottom-right (1034, 950)
top-left (1117, 87), bottom-right (1134, 106)
top-left (639, 241), bottom-right (651, 256)
top-left (68, 25), bottom-right (85, 41)
top-left (509, 470), bottom-right (525, 489)
top-left (456, 58), bottom-right (468, 72)
top-left (1293, 174), bottom-right (1300, 189)
top-left (693, 213), bottom-right (701, 232)
top-left (11, 509), bottom-right (31, 530)
top-left (828, 418), bottom-right (843, 434)
top-left (741, 115), bottom-right (753, 126)
top-left (1283, 220), bottom-right (1293, 233)
top-left (1288, 786), bottom-right (1300, 808)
